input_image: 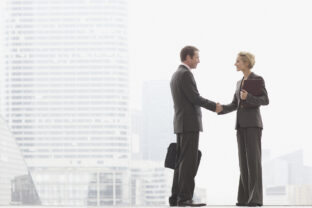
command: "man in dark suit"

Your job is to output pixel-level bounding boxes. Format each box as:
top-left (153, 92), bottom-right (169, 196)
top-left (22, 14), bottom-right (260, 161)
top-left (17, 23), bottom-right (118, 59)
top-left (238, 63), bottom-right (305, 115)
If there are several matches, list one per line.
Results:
top-left (169, 46), bottom-right (223, 207)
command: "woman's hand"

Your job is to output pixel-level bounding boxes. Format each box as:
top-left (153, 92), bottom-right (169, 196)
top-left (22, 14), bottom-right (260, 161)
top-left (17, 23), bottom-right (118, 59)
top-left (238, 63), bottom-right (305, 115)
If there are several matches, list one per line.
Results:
top-left (240, 90), bottom-right (248, 100)
top-left (216, 103), bottom-right (223, 113)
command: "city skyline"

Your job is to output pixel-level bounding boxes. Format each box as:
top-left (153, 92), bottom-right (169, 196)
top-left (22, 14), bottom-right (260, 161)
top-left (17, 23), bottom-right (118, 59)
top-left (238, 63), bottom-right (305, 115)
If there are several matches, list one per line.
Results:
top-left (0, 0), bottom-right (312, 206)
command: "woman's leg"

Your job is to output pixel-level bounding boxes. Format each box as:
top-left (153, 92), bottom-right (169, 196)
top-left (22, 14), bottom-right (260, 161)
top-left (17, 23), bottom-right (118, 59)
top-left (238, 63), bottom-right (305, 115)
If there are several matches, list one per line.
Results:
top-left (236, 128), bottom-right (249, 204)
top-left (245, 127), bottom-right (263, 205)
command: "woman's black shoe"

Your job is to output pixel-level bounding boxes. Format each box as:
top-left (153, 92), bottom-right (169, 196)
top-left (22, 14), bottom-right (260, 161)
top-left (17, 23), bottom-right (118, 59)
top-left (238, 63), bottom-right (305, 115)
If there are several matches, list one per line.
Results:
top-left (247, 202), bottom-right (262, 207)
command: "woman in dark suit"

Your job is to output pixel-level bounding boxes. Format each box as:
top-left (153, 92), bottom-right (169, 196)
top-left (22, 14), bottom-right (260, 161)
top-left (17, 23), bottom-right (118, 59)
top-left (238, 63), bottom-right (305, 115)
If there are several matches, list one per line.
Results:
top-left (219, 52), bottom-right (269, 207)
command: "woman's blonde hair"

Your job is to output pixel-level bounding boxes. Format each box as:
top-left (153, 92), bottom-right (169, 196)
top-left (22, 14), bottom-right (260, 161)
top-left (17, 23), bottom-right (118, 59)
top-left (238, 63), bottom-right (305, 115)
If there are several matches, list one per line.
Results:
top-left (238, 52), bottom-right (255, 69)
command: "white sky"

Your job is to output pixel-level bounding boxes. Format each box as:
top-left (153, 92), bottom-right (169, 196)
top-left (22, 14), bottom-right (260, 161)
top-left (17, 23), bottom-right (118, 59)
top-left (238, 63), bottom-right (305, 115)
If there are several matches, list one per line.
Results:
top-left (129, 0), bottom-right (312, 203)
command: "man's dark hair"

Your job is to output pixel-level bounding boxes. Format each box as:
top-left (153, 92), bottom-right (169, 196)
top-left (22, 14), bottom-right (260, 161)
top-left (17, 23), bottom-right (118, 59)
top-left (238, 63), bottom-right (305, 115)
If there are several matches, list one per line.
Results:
top-left (180, 46), bottom-right (199, 62)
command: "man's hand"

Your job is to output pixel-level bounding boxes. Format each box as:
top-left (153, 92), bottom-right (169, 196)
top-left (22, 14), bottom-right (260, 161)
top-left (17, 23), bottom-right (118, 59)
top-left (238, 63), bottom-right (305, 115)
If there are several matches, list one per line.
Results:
top-left (240, 90), bottom-right (248, 100)
top-left (216, 103), bottom-right (223, 113)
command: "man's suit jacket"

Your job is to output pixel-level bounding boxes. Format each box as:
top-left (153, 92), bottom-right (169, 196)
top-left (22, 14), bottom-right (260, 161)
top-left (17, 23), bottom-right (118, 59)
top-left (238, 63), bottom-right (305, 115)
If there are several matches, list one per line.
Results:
top-left (219, 72), bottom-right (269, 129)
top-left (170, 65), bottom-right (216, 133)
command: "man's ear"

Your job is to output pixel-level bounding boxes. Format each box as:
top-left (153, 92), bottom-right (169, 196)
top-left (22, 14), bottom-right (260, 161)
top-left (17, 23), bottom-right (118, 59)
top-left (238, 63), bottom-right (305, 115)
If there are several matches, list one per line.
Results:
top-left (185, 54), bottom-right (191, 61)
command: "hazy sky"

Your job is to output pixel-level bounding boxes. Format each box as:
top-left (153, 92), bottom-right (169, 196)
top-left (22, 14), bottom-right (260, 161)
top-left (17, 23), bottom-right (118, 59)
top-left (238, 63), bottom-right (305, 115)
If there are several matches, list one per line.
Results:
top-left (129, 0), bottom-right (312, 203)
top-left (129, 0), bottom-right (312, 158)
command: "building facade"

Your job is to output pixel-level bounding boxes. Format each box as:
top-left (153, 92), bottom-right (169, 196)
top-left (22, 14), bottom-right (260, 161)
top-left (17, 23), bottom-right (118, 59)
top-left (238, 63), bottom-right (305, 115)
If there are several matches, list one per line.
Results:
top-left (2, 0), bottom-right (130, 205)
top-left (0, 117), bottom-right (40, 205)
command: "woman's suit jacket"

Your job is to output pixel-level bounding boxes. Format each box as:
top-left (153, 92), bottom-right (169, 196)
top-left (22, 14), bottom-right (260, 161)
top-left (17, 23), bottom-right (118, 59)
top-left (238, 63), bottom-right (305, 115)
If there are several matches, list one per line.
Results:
top-left (218, 72), bottom-right (269, 129)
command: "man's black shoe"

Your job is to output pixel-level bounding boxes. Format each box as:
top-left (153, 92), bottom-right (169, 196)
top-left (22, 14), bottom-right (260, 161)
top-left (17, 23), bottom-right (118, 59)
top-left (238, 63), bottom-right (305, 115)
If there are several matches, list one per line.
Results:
top-left (177, 200), bottom-right (206, 207)
top-left (236, 202), bottom-right (247, 206)
top-left (247, 202), bottom-right (262, 207)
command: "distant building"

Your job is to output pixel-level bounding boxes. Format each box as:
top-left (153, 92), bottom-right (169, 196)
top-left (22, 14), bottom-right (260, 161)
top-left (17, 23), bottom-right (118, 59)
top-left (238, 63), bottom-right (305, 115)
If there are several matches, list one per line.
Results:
top-left (3, 0), bottom-right (130, 166)
top-left (130, 109), bottom-right (143, 160)
top-left (11, 174), bottom-right (40, 205)
top-left (130, 160), bottom-right (171, 206)
top-left (263, 150), bottom-right (312, 205)
top-left (2, 0), bottom-right (131, 205)
top-left (0, 117), bottom-right (40, 205)
top-left (193, 187), bottom-right (207, 204)
top-left (28, 165), bottom-right (131, 206)
top-left (141, 80), bottom-right (174, 161)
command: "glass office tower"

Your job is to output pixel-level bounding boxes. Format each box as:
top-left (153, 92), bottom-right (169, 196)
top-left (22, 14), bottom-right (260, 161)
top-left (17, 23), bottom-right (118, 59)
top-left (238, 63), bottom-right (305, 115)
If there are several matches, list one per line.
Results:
top-left (2, 0), bottom-right (130, 205)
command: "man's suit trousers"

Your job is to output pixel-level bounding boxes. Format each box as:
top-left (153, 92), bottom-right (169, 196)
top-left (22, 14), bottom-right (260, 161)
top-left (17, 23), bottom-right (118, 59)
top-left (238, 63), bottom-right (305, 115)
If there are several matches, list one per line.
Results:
top-left (170, 132), bottom-right (199, 202)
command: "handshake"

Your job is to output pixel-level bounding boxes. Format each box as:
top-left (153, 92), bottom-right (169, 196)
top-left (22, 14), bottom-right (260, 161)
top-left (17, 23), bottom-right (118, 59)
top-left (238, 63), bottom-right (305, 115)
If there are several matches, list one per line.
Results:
top-left (214, 89), bottom-right (247, 113)
top-left (215, 103), bottom-right (223, 113)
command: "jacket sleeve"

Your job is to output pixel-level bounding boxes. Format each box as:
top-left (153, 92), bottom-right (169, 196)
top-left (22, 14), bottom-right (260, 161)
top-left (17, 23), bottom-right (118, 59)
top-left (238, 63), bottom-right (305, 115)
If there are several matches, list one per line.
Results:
top-left (181, 70), bottom-right (216, 112)
top-left (218, 92), bottom-right (238, 115)
top-left (245, 77), bottom-right (269, 106)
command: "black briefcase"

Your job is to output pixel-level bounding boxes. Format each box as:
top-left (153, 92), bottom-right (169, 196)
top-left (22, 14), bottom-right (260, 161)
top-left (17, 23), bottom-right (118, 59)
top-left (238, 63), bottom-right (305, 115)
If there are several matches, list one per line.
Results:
top-left (164, 142), bottom-right (202, 169)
